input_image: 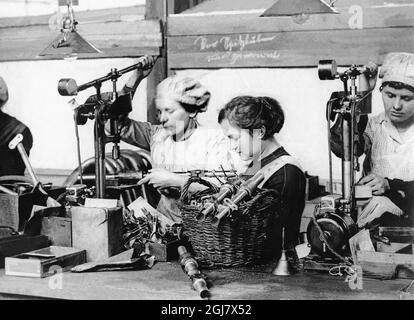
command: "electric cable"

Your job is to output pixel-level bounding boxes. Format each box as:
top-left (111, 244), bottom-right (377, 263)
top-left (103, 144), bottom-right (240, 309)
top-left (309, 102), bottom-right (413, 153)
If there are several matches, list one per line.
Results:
top-left (73, 109), bottom-right (83, 184)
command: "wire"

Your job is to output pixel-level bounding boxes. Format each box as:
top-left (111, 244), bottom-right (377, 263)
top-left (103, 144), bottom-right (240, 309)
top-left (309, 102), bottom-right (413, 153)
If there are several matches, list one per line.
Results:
top-left (220, 165), bottom-right (229, 179)
top-left (329, 264), bottom-right (356, 277)
top-left (73, 109), bottom-right (83, 184)
top-left (211, 170), bottom-right (224, 185)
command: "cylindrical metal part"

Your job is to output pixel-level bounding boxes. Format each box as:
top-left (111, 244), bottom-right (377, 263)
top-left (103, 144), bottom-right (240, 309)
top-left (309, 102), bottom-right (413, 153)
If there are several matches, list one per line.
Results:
top-left (212, 173), bottom-right (264, 226)
top-left (198, 184), bottom-right (234, 220)
top-left (211, 189), bottom-right (248, 226)
top-left (341, 117), bottom-right (352, 201)
top-left (318, 60), bottom-right (338, 80)
top-left (16, 143), bottom-right (40, 186)
top-left (57, 78), bottom-right (78, 96)
top-left (178, 245), bottom-right (187, 257)
top-left (178, 246), bottom-right (210, 299)
top-left (123, 189), bottom-right (133, 207)
top-left (193, 278), bottom-right (210, 299)
top-left (0, 185), bottom-right (18, 196)
top-left (94, 107), bottom-right (106, 198)
top-left (112, 144), bottom-right (120, 160)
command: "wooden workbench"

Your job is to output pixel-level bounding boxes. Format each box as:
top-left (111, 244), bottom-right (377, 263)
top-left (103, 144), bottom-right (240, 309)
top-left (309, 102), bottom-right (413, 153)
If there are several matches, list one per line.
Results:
top-left (0, 262), bottom-right (410, 300)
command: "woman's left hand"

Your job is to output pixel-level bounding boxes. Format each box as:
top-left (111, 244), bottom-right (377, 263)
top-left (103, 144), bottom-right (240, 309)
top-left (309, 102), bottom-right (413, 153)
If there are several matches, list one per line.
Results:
top-left (359, 173), bottom-right (390, 195)
top-left (137, 168), bottom-right (186, 189)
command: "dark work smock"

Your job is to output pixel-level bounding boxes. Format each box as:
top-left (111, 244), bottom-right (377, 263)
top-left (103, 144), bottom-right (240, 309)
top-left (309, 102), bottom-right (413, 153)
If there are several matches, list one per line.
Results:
top-left (0, 110), bottom-right (33, 176)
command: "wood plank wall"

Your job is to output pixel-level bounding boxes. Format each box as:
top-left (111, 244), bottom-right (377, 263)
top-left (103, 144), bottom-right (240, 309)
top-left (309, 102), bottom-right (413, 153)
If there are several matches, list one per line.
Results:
top-left (0, 5), bottom-right (162, 61)
top-left (167, 0), bottom-right (414, 69)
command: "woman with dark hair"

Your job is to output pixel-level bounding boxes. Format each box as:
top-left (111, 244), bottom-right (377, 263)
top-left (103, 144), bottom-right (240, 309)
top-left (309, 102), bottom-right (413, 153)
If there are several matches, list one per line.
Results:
top-left (218, 95), bottom-right (306, 258)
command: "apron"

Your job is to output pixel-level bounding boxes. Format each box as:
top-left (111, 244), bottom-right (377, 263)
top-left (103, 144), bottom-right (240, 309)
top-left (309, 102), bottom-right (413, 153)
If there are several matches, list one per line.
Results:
top-left (251, 155), bottom-right (303, 189)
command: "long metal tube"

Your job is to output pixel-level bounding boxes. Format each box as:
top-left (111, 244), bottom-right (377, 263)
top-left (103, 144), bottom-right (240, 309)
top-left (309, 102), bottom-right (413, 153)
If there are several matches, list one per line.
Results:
top-left (341, 113), bottom-right (352, 202)
top-left (94, 104), bottom-right (106, 198)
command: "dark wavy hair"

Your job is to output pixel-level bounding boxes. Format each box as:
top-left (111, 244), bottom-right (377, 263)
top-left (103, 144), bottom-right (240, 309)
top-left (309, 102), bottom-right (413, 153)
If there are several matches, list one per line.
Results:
top-left (380, 81), bottom-right (414, 93)
top-left (218, 96), bottom-right (284, 139)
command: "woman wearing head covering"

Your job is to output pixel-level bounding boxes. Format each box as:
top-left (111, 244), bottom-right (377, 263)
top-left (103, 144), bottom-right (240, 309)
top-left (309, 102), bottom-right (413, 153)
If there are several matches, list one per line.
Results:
top-left (218, 95), bottom-right (306, 258)
top-left (118, 72), bottom-right (233, 223)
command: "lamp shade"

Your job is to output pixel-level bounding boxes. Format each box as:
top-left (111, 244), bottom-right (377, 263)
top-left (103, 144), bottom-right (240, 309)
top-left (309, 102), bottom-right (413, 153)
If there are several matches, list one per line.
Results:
top-left (261, 0), bottom-right (338, 17)
top-left (39, 30), bottom-right (101, 57)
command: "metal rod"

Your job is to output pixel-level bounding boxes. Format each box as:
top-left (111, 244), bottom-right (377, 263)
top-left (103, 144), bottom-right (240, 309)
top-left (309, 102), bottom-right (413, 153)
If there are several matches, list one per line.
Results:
top-left (94, 84), bottom-right (106, 198)
top-left (16, 143), bottom-right (40, 186)
top-left (76, 61), bottom-right (150, 93)
top-left (0, 185), bottom-right (18, 196)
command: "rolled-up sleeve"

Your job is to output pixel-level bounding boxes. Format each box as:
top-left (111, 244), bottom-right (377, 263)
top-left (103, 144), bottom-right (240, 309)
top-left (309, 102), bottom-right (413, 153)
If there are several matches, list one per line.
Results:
top-left (120, 119), bottom-right (159, 151)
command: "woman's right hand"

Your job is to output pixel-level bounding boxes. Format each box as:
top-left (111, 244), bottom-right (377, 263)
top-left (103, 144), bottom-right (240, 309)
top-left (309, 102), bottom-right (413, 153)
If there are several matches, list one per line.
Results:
top-left (122, 55), bottom-right (157, 94)
top-left (137, 168), bottom-right (187, 189)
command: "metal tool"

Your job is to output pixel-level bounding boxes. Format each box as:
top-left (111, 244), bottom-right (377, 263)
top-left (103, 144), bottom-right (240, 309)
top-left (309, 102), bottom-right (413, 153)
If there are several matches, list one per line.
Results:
top-left (8, 134), bottom-right (42, 190)
top-left (8, 134), bottom-right (61, 208)
top-left (306, 60), bottom-right (376, 259)
top-left (178, 245), bottom-right (210, 299)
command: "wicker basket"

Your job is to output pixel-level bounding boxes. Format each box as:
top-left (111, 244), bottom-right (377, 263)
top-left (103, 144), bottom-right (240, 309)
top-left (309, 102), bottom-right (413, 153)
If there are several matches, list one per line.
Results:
top-left (179, 176), bottom-right (280, 268)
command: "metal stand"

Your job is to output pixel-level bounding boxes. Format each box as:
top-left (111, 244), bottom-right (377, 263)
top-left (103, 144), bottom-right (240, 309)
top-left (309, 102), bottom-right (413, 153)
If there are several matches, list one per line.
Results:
top-left (330, 67), bottom-right (369, 219)
top-left (306, 60), bottom-right (374, 259)
top-left (58, 60), bottom-right (153, 198)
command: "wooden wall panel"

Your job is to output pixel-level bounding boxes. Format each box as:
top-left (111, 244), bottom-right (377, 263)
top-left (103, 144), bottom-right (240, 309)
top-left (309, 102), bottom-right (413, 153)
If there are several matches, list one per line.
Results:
top-left (167, 0), bottom-right (414, 69)
top-left (168, 6), bottom-right (414, 36)
top-left (168, 27), bottom-right (414, 68)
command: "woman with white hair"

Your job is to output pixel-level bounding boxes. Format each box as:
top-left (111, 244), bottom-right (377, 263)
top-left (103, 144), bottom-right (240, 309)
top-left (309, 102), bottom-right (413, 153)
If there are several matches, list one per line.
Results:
top-left (118, 61), bottom-right (233, 222)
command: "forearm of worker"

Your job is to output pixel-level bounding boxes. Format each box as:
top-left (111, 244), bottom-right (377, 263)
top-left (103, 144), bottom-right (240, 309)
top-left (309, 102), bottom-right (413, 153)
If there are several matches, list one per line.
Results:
top-left (120, 69), bottom-right (144, 96)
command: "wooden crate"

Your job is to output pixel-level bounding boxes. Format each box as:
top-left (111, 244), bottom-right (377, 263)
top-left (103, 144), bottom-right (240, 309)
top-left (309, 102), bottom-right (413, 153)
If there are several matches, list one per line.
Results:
top-left (356, 243), bottom-right (414, 280)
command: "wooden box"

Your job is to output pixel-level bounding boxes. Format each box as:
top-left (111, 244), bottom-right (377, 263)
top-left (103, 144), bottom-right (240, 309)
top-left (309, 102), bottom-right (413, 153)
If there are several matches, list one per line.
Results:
top-left (350, 228), bottom-right (414, 279)
top-left (41, 216), bottom-right (72, 247)
top-left (356, 243), bottom-right (414, 279)
top-left (5, 246), bottom-right (86, 278)
top-left (0, 235), bottom-right (50, 268)
top-left (70, 206), bottom-right (123, 262)
top-left (0, 193), bottom-right (36, 231)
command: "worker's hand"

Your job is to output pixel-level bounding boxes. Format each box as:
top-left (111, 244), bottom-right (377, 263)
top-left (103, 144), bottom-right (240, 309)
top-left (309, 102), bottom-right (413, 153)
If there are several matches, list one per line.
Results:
top-left (359, 173), bottom-right (390, 195)
top-left (361, 61), bottom-right (378, 91)
top-left (121, 55), bottom-right (157, 95)
top-left (136, 55), bottom-right (157, 79)
top-left (137, 168), bottom-right (186, 189)
top-left (357, 195), bottom-right (404, 228)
